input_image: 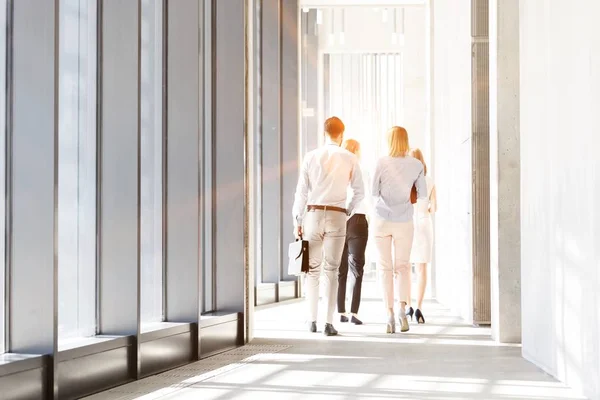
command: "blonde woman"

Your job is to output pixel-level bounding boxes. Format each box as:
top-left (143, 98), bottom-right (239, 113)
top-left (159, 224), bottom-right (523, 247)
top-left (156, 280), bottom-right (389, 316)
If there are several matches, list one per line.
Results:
top-left (337, 139), bottom-right (370, 325)
top-left (406, 148), bottom-right (437, 324)
top-left (371, 127), bottom-right (427, 333)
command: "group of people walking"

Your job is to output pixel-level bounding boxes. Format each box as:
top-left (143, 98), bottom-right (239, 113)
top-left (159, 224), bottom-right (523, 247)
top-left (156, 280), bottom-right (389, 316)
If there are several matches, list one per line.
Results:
top-left (292, 116), bottom-right (437, 336)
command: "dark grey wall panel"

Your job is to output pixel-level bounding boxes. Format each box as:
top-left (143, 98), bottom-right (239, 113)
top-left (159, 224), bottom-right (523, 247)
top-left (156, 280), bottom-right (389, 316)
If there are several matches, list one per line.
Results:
top-left (260, 0), bottom-right (282, 284)
top-left (140, 331), bottom-right (194, 377)
top-left (99, 0), bottom-right (141, 335)
top-left (199, 317), bottom-right (242, 359)
top-left (9, 0), bottom-right (57, 357)
top-left (214, 0), bottom-right (246, 312)
top-left (166, 0), bottom-right (200, 322)
top-left (57, 346), bottom-right (131, 399)
top-left (0, 367), bottom-right (46, 400)
top-left (280, 0), bottom-right (299, 281)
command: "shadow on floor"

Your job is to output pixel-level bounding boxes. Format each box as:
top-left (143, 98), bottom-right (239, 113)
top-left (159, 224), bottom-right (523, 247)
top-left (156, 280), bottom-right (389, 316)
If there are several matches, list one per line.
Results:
top-left (86, 281), bottom-right (586, 400)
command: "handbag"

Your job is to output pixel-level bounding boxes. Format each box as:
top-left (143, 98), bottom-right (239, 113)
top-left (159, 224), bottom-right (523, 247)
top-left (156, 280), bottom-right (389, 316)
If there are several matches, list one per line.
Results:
top-left (288, 235), bottom-right (309, 276)
top-left (410, 184), bottom-right (417, 204)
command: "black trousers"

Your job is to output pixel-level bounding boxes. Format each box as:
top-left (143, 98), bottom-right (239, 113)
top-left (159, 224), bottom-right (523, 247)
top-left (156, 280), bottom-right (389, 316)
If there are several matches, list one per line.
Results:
top-left (337, 213), bottom-right (369, 314)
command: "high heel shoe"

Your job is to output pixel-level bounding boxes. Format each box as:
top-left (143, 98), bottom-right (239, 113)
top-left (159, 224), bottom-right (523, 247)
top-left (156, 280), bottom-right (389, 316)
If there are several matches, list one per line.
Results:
top-left (386, 316), bottom-right (396, 334)
top-left (415, 309), bottom-right (425, 324)
top-left (406, 307), bottom-right (414, 321)
top-left (397, 310), bottom-right (410, 333)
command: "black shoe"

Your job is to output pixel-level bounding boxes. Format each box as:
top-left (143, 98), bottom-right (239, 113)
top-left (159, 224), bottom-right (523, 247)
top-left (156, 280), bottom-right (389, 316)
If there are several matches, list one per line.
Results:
top-left (406, 307), bottom-right (415, 321)
top-left (340, 314), bottom-right (349, 323)
top-left (308, 321), bottom-right (317, 333)
top-left (324, 323), bottom-right (338, 336)
top-left (350, 315), bottom-right (363, 325)
top-left (415, 309), bottom-right (425, 324)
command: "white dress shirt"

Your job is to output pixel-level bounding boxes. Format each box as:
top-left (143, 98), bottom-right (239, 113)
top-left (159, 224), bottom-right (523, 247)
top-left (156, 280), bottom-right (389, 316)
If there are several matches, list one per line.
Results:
top-left (293, 142), bottom-right (365, 225)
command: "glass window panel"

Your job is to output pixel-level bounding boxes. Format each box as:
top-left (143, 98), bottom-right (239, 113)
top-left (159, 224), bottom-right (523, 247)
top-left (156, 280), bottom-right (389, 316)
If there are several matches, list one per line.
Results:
top-left (58, 0), bottom-right (97, 340)
top-left (140, 0), bottom-right (164, 324)
top-left (0, 0), bottom-right (7, 354)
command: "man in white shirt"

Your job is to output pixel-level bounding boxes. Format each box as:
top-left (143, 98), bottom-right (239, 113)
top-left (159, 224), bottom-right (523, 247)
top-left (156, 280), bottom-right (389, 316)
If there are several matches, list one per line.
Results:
top-left (292, 117), bottom-right (365, 336)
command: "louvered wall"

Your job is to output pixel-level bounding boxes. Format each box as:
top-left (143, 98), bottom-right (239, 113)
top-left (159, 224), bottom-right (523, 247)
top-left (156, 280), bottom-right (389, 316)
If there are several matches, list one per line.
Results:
top-left (471, 0), bottom-right (491, 324)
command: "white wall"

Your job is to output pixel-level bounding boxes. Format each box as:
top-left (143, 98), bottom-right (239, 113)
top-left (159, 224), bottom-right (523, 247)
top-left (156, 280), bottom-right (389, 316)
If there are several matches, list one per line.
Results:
top-left (430, 0), bottom-right (473, 322)
top-left (519, 1), bottom-right (600, 398)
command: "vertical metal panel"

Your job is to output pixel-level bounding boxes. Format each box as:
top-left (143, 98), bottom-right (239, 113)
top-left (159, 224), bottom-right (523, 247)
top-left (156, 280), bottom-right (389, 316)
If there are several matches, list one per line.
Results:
top-left (165, 0), bottom-right (200, 322)
top-left (260, 0), bottom-right (281, 285)
top-left (9, 0), bottom-right (58, 356)
top-left (0, 0), bottom-right (7, 357)
top-left (252, 0), bottom-right (263, 289)
top-left (200, 0), bottom-right (215, 314)
top-left (280, 0), bottom-right (299, 282)
top-left (245, 0), bottom-right (256, 336)
top-left (214, 0), bottom-right (246, 312)
top-left (9, 1), bottom-right (59, 397)
top-left (471, 1), bottom-right (491, 324)
top-left (99, 0), bottom-right (140, 335)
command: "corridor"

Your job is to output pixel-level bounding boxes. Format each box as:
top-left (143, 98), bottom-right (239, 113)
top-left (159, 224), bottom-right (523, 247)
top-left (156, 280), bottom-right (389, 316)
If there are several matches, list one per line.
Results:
top-left (86, 281), bottom-right (585, 400)
top-left (1, 1), bottom-right (599, 399)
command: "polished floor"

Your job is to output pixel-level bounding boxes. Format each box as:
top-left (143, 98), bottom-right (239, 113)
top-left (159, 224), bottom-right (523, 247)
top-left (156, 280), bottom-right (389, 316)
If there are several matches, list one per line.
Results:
top-left (87, 280), bottom-right (586, 400)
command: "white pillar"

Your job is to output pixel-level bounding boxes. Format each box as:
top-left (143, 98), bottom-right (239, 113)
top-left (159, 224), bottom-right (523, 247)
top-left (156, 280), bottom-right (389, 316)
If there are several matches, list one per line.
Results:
top-left (489, 0), bottom-right (521, 343)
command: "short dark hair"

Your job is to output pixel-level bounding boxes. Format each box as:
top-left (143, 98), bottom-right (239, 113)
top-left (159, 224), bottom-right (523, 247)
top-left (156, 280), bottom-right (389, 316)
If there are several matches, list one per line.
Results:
top-left (324, 116), bottom-right (345, 139)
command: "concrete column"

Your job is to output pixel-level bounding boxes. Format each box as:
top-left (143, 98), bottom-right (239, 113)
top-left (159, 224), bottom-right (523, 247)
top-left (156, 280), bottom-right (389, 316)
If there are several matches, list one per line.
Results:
top-left (471, 0), bottom-right (491, 325)
top-left (489, 0), bottom-right (521, 343)
top-left (426, 0), bottom-right (436, 299)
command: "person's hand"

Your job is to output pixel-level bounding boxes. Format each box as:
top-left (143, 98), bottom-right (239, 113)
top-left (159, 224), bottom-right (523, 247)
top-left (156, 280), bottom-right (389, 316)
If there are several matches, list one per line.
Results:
top-left (294, 225), bottom-right (303, 239)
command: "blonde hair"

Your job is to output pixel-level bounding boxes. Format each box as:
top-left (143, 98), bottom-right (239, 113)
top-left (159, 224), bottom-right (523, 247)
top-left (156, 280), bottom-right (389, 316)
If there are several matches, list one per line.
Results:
top-left (342, 139), bottom-right (360, 155)
top-left (387, 126), bottom-right (410, 157)
top-left (409, 148), bottom-right (427, 175)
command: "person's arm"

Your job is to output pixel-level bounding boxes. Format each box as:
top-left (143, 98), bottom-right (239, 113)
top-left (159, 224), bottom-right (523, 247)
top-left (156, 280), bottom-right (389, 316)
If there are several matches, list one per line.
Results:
top-left (415, 164), bottom-right (427, 200)
top-left (429, 185), bottom-right (437, 213)
top-left (292, 154), bottom-right (311, 236)
top-left (346, 159), bottom-right (365, 216)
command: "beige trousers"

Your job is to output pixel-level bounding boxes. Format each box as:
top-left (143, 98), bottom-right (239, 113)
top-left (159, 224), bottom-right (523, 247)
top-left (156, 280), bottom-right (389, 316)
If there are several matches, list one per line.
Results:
top-left (372, 216), bottom-right (414, 309)
top-left (303, 210), bottom-right (347, 324)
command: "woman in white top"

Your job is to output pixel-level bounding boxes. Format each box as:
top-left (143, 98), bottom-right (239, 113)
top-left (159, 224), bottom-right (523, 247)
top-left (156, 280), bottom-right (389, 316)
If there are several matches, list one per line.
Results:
top-left (406, 148), bottom-right (437, 324)
top-left (371, 127), bottom-right (427, 334)
top-left (337, 139), bottom-right (370, 325)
